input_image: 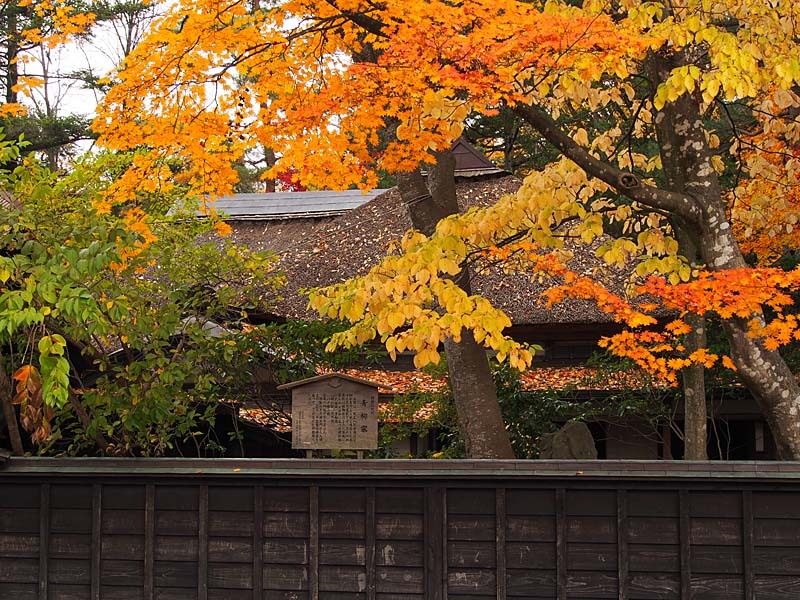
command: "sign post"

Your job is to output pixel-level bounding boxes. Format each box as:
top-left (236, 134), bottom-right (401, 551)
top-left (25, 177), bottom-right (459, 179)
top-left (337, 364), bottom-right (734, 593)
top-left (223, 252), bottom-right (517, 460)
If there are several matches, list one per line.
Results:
top-left (278, 373), bottom-right (380, 457)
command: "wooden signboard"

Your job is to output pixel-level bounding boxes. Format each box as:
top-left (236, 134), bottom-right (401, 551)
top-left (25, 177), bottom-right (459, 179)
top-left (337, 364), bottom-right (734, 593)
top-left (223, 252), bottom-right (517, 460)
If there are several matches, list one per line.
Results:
top-left (278, 373), bottom-right (379, 450)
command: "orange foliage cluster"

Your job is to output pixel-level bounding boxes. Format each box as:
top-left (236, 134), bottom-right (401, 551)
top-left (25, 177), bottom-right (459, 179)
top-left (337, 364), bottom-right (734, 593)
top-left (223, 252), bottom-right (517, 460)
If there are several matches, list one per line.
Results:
top-left (338, 366), bottom-right (657, 395)
top-left (110, 207), bottom-right (159, 272)
top-left (596, 267), bottom-right (800, 383)
top-left (732, 88), bottom-right (800, 262)
top-left (545, 272), bottom-right (656, 329)
top-left (95, 0), bottom-right (644, 202)
top-left (640, 268), bottom-right (800, 319)
top-left (642, 268), bottom-right (800, 352)
top-left (599, 327), bottom-right (736, 387)
top-left (11, 365), bottom-right (53, 444)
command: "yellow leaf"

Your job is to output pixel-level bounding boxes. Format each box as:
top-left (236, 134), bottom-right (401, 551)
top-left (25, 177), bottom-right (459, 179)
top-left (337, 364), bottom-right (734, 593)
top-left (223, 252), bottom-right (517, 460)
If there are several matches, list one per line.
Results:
top-left (573, 128), bottom-right (589, 146)
top-left (386, 311), bottom-right (405, 330)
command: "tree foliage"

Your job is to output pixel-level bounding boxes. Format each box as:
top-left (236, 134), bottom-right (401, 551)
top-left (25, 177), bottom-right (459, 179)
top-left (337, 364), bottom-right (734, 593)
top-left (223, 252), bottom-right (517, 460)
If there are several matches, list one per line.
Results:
top-left (0, 141), bottom-right (285, 455)
top-left (88, 0), bottom-right (800, 456)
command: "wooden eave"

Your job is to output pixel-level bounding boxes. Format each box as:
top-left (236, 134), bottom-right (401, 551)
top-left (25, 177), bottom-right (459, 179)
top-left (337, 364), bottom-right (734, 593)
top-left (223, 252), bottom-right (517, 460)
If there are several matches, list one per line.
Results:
top-left (277, 372), bottom-right (383, 391)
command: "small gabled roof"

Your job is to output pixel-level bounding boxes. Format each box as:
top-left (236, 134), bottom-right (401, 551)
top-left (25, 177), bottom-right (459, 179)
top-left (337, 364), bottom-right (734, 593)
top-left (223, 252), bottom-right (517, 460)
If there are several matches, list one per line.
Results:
top-left (277, 372), bottom-right (383, 390)
top-left (212, 189), bottom-right (389, 221)
top-left (451, 137), bottom-right (507, 178)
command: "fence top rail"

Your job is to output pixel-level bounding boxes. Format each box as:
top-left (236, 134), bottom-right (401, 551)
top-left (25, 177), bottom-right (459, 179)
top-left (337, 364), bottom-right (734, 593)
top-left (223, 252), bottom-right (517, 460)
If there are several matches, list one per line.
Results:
top-left (2, 457), bottom-right (800, 480)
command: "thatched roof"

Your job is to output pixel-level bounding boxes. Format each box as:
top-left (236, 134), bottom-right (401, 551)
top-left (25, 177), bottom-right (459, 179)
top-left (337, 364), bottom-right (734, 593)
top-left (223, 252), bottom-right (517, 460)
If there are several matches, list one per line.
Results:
top-left (225, 175), bottom-right (633, 326)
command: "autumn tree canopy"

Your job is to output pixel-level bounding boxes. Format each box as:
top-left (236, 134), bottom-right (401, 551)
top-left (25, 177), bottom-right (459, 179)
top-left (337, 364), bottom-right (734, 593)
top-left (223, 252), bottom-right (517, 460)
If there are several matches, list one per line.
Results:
top-left (94, 0), bottom-right (800, 456)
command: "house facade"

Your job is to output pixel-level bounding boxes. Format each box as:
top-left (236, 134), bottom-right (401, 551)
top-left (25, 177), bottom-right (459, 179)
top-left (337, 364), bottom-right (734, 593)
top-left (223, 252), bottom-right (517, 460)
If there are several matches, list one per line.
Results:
top-left (220, 140), bottom-right (778, 460)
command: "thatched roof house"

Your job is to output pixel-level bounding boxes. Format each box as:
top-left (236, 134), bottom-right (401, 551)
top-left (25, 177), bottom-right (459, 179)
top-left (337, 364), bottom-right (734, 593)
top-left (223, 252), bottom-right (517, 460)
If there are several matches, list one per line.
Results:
top-left (221, 141), bottom-right (630, 357)
top-left (217, 142), bottom-right (774, 460)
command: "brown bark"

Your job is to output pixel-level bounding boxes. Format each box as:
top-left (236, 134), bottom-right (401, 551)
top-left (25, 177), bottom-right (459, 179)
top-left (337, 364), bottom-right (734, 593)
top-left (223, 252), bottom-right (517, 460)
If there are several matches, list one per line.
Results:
top-left (0, 356), bottom-right (24, 455)
top-left (682, 312), bottom-right (708, 460)
top-left (513, 50), bottom-right (800, 459)
top-left (397, 153), bottom-right (515, 459)
top-left (657, 99), bottom-right (708, 461)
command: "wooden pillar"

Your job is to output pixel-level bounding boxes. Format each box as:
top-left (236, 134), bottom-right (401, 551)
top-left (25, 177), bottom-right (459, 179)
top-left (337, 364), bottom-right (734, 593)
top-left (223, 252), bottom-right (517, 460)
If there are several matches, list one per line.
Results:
top-left (309, 485), bottom-right (319, 600)
top-left (366, 487), bottom-right (376, 600)
top-left (556, 488), bottom-right (567, 600)
top-left (742, 491), bottom-right (754, 599)
top-left (198, 485), bottom-right (208, 600)
top-left (38, 484), bottom-right (50, 600)
top-left (424, 486), bottom-right (446, 600)
top-left (679, 490), bottom-right (691, 598)
top-left (253, 486), bottom-right (263, 600)
top-left (144, 484), bottom-right (154, 600)
top-left (496, 488), bottom-right (506, 599)
top-left (91, 484), bottom-right (102, 600)
top-left (617, 490), bottom-right (628, 600)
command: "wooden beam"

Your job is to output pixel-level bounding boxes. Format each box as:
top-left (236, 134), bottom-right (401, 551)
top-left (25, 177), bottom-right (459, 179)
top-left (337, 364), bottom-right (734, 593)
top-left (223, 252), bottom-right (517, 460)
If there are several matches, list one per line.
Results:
top-left (679, 490), bottom-right (691, 599)
top-left (496, 488), bottom-right (507, 600)
top-left (38, 484), bottom-right (50, 600)
top-left (91, 484), bottom-right (102, 600)
top-left (309, 485), bottom-right (319, 600)
top-left (253, 486), bottom-right (263, 600)
top-left (199, 485), bottom-right (208, 600)
top-left (424, 486), bottom-right (445, 600)
top-left (366, 487), bottom-right (376, 600)
top-left (742, 491), bottom-right (754, 599)
top-left (617, 490), bottom-right (628, 600)
top-left (556, 488), bottom-right (567, 600)
top-left (144, 484), bottom-right (154, 600)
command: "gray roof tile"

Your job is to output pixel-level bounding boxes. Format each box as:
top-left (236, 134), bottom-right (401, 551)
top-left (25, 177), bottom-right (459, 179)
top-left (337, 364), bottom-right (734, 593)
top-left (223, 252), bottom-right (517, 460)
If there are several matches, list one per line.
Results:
top-left (213, 189), bottom-right (389, 220)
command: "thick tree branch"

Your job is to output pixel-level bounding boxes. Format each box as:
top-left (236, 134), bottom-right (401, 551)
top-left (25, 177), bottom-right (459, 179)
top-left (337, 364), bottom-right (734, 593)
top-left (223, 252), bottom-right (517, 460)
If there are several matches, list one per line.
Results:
top-left (324, 0), bottom-right (388, 37)
top-left (513, 102), bottom-right (703, 224)
top-left (0, 355), bottom-right (24, 455)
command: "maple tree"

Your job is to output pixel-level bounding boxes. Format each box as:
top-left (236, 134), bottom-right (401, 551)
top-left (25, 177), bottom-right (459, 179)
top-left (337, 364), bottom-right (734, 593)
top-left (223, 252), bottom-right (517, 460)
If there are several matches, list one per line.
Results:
top-left (95, 0), bottom-right (800, 457)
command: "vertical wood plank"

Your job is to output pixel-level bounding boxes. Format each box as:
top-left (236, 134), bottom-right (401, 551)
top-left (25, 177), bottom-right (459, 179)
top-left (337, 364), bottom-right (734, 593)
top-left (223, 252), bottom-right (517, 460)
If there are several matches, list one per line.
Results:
top-left (144, 484), bottom-right (154, 600)
top-left (679, 490), bottom-right (690, 599)
top-left (617, 490), bottom-right (628, 600)
top-left (253, 486), bottom-right (263, 600)
top-left (442, 487), bottom-right (448, 600)
top-left (310, 485), bottom-right (319, 600)
top-left (662, 421), bottom-right (673, 459)
top-left (366, 487), bottom-right (376, 600)
top-left (38, 483), bottom-right (50, 600)
top-left (425, 486), bottom-right (445, 600)
top-left (742, 490), bottom-right (754, 600)
top-left (556, 488), bottom-right (567, 600)
top-left (199, 485), bottom-right (208, 600)
top-left (496, 488), bottom-right (506, 600)
top-left (91, 484), bottom-right (101, 600)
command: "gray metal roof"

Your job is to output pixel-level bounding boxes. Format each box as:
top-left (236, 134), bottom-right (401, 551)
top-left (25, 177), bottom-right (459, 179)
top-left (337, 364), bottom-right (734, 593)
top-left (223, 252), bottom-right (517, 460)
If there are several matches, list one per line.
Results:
top-left (212, 189), bottom-right (389, 221)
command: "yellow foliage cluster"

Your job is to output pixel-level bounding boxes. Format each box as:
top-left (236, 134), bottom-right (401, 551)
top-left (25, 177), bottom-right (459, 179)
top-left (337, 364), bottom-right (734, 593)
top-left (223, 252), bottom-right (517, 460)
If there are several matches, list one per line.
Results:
top-left (86, 0), bottom-right (800, 377)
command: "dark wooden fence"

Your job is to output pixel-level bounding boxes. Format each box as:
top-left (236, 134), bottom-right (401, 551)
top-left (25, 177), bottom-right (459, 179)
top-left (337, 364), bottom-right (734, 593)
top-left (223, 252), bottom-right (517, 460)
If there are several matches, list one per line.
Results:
top-left (2, 459), bottom-right (800, 599)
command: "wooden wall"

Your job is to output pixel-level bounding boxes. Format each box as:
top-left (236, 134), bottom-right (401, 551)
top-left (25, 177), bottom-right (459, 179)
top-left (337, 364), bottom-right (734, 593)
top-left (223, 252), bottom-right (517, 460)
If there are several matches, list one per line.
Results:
top-left (1, 459), bottom-right (800, 599)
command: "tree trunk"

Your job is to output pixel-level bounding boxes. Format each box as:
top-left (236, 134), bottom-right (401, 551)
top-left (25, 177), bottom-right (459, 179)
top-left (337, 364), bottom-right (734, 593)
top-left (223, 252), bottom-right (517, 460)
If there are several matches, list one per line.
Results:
top-left (512, 49), bottom-right (800, 459)
top-left (723, 318), bottom-right (800, 459)
top-left (671, 226), bottom-right (707, 460)
top-left (646, 52), bottom-right (800, 459)
top-left (397, 154), bottom-right (515, 459)
top-left (682, 312), bottom-right (708, 460)
top-left (0, 357), bottom-right (24, 455)
top-left (5, 3), bottom-right (19, 105)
